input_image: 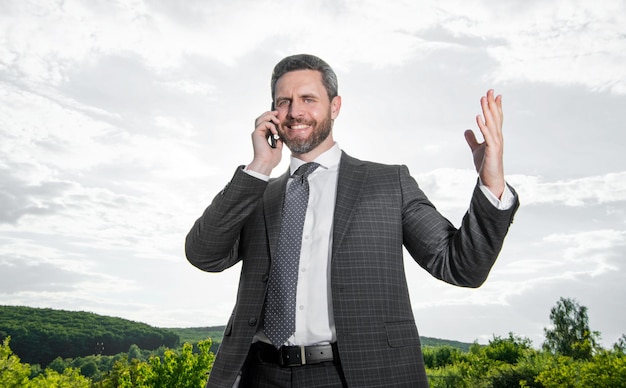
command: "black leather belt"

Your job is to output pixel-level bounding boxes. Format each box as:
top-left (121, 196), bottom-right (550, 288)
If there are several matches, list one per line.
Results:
top-left (252, 342), bottom-right (337, 367)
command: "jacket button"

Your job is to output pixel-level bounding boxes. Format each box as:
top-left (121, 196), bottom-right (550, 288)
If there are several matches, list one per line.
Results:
top-left (262, 274), bottom-right (269, 282)
top-left (248, 318), bottom-right (257, 326)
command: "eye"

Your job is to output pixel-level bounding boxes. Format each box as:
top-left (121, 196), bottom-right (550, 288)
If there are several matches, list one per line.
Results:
top-left (276, 100), bottom-right (290, 107)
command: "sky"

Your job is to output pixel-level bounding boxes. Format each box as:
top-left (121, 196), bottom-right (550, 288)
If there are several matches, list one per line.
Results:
top-left (1, 0), bottom-right (625, 348)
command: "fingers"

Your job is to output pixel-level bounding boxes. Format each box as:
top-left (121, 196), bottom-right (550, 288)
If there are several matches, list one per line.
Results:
top-left (255, 111), bottom-right (280, 128)
top-left (254, 111), bottom-right (280, 137)
top-left (464, 129), bottom-right (480, 151)
top-left (248, 111), bottom-right (283, 175)
top-left (481, 89), bottom-right (503, 128)
top-left (477, 89), bottom-right (503, 144)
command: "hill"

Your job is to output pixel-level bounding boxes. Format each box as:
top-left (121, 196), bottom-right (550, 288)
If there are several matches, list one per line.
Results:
top-left (0, 305), bottom-right (179, 367)
top-left (163, 326), bottom-right (226, 345)
top-left (421, 336), bottom-right (473, 352)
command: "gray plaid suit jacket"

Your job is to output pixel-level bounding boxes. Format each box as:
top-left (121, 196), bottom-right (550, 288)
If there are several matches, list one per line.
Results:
top-left (186, 151), bottom-right (519, 387)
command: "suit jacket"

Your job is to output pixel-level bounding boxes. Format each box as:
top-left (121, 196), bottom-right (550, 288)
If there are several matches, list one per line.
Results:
top-left (185, 151), bottom-right (519, 387)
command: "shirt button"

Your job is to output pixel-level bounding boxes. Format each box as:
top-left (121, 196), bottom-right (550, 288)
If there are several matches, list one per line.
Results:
top-left (299, 305), bottom-right (304, 311)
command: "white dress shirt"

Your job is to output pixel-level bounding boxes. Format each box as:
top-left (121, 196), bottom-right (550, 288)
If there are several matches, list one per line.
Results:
top-left (287, 144), bottom-right (341, 346)
top-left (246, 143), bottom-right (514, 346)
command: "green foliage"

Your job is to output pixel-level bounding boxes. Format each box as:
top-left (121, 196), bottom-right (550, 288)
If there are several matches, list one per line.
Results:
top-left (163, 326), bottom-right (224, 345)
top-left (147, 340), bottom-right (215, 387)
top-left (542, 297), bottom-right (600, 360)
top-left (421, 337), bottom-right (473, 352)
top-left (483, 333), bottom-right (533, 364)
top-left (163, 327), bottom-right (223, 355)
top-left (47, 357), bottom-right (70, 374)
top-left (28, 367), bottom-right (91, 387)
top-left (127, 344), bottom-right (142, 363)
top-left (3, 300), bottom-right (625, 386)
top-left (0, 337), bottom-right (90, 387)
top-left (424, 297), bottom-right (626, 387)
top-left (535, 350), bottom-right (626, 387)
top-left (423, 345), bottom-right (462, 368)
top-left (97, 339), bottom-right (215, 388)
top-left (428, 361), bottom-right (473, 388)
top-left (2, 336), bottom-right (216, 387)
top-left (614, 334), bottom-right (626, 354)
top-left (427, 334), bottom-right (544, 387)
top-left (1, 337), bottom-right (31, 388)
top-left (0, 306), bottom-right (180, 367)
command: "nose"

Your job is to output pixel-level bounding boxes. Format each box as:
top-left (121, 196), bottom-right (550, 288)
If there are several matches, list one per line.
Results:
top-left (287, 100), bottom-right (304, 119)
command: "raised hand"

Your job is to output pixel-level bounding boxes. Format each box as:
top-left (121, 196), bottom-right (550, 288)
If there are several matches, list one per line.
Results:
top-left (464, 89), bottom-right (506, 199)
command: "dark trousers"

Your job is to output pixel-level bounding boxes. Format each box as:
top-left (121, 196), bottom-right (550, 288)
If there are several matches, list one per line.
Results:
top-left (239, 346), bottom-right (348, 388)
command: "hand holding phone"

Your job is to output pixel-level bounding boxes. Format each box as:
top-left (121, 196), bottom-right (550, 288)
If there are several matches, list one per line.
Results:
top-left (249, 107), bottom-right (282, 175)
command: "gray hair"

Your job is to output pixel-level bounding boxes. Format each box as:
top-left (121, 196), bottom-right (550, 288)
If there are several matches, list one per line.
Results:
top-left (271, 54), bottom-right (338, 102)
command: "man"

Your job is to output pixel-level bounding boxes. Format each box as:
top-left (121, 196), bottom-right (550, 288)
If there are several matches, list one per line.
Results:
top-left (186, 54), bottom-right (519, 387)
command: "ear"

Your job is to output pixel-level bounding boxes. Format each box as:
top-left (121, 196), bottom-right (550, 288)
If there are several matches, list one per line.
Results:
top-left (330, 95), bottom-right (342, 119)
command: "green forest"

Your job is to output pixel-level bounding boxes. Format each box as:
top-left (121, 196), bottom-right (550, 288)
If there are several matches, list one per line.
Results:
top-left (2, 298), bottom-right (626, 387)
top-left (0, 306), bottom-right (180, 366)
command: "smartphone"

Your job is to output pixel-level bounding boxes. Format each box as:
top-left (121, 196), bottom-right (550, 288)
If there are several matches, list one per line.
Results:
top-left (268, 102), bottom-right (279, 148)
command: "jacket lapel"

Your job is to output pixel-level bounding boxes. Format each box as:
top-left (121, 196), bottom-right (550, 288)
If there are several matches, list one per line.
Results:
top-left (264, 169), bottom-right (289, 259)
top-left (332, 152), bottom-right (367, 256)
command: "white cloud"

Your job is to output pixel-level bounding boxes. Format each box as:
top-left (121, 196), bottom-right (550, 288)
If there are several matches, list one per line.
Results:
top-left (0, 83), bottom-right (122, 174)
top-left (543, 229), bottom-right (624, 275)
top-left (510, 172), bottom-right (626, 207)
top-left (438, 0), bottom-right (626, 93)
top-left (3, 0), bottom-right (624, 94)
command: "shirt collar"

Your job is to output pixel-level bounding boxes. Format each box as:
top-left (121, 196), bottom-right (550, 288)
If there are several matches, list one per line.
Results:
top-left (289, 142), bottom-right (342, 176)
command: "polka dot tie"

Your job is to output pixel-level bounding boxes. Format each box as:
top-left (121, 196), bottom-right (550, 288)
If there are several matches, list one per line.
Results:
top-left (264, 162), bottom-right (319, 348)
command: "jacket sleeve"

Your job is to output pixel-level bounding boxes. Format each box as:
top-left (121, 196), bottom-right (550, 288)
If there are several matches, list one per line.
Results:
top-left (185, 166), bottom-right (268, 272)
top-left (400, 165), bottom-right (519, 287)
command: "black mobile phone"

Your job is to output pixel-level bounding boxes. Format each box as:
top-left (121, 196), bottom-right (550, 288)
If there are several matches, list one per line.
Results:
top-left (269, 102), bottom-right (279, 148)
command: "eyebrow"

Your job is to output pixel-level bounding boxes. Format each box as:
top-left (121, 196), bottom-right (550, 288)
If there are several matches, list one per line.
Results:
top-left (275, 93), bottom-right (320, 103)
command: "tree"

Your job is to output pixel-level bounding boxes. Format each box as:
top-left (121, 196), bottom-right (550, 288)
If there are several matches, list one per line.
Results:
top-left (29, 368), bottom-right (91, 387)
top-left (613, 334), bottom-right (626, 354)
top-left (98, 339), bottom-right (215, 387)
top-left (483, 333), bottom-right (533, 364)
top-left (47, 357), bottom-right (70, 374)
top-left (535, 350), bottom-right (626, 387)
top-left (127, 344), bottom-right (142, 362)
top-left (0, 337), bottom-right (91, 387)
top-left (146, 340), bottom-right (214, 387)
top-left (542, 297), bottom-right (600, 360)
top-left (423, 345), bottom-right (462, 368)
top-left (0, 337), bottom-right (31, 388)
top-left (0, 306), bottom-right (180, 367)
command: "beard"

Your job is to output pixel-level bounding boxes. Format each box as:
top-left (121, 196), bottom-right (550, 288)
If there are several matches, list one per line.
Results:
top-left (278, 115), bottom-right (333, 155)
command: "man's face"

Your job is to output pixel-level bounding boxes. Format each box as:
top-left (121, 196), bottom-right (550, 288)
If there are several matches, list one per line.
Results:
top-left (273, 70), bottom-right (340, 155)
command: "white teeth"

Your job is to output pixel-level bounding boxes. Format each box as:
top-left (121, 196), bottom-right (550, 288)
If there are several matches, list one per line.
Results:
top-left (291, 125), bottom-right (309, 130)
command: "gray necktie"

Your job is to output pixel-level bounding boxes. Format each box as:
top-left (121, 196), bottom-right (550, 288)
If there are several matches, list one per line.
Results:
top-left (264, 162), bottom-right (320, 348)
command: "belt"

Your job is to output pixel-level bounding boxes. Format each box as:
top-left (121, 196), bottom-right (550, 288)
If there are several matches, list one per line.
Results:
top-left (251, 342), bottom-right (337, 367)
